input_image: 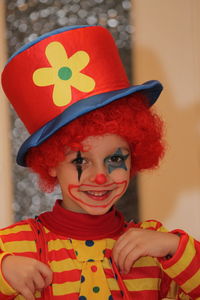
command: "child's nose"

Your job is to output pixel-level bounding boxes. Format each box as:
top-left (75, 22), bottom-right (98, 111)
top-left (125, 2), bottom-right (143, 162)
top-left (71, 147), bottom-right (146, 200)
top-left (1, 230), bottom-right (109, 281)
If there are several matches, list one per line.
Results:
top-left (92, 173), bottom-right (108, 185)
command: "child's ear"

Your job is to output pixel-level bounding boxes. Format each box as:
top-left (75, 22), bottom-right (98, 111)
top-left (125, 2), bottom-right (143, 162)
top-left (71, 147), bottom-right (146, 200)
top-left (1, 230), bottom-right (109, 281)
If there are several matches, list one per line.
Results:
top-left (48, 167), bottom-right (57, 178)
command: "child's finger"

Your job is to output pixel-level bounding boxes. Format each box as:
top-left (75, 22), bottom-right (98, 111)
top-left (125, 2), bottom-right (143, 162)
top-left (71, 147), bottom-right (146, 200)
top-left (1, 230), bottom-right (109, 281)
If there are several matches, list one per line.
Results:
top-left (112, 239), bottom-right (129, 269)
top-left (38, 262), bottom-right (53, 287)
top-left (117, 243), bottom-right (136, 272)
top-left (113, 230), bottom-right (138, 266)
top-left (20, 286), bottom-right (35, 300)
top-left (26, 280), bottom-right (35, 295)
top-left (123, 246), bottom-right (144, 273)
top-left (33, 272), bottom-right (46, 291)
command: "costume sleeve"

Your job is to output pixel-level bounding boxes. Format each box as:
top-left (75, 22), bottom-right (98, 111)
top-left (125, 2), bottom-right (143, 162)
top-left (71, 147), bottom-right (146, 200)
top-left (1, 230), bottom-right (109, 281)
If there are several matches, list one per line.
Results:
top-left (0, 239), bottom-right (18, 299)
top-left (157, 224), bottom-right (200, 299)
top-left (139, 220), bottom-right (200, 299)
top-left (0, 220), bottom-right (40, 299)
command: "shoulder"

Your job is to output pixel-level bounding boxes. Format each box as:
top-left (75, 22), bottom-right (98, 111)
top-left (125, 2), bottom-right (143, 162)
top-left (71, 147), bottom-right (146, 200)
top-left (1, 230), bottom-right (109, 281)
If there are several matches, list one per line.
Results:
top-left (0, 219), bottom-right (34, 241)
top-left (0, 219), bottom-right (39, 257)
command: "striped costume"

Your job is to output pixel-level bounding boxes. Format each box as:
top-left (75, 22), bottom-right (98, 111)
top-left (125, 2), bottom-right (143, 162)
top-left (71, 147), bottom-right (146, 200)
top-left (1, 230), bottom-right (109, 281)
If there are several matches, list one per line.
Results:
top-left (0, 200), bottom-right (199, 300)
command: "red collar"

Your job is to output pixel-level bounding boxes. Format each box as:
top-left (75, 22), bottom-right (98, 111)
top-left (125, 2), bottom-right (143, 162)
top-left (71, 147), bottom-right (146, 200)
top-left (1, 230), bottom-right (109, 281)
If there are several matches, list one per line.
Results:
top-left (39, 200), bottom-right (125, 240)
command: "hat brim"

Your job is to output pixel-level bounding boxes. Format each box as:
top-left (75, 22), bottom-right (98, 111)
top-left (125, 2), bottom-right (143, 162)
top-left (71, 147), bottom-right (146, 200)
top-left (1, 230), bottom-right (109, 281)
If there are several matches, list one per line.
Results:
top-left (17, 80), bottom-right (163, 166)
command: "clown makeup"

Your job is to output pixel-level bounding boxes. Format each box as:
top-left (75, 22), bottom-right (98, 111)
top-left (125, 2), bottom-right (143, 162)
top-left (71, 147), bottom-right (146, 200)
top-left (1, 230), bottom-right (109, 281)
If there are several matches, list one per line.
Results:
top-left (50, 134), bottom-right (131, 215)
top-left (73, 151), bottom-right (83, 181)
top-left (104, 148), bottom-right (129, 174)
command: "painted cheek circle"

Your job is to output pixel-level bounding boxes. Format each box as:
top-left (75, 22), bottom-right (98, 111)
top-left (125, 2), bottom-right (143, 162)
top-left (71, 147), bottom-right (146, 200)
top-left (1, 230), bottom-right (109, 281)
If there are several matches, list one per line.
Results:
top-left (94, 173), bottom-right (107, 184)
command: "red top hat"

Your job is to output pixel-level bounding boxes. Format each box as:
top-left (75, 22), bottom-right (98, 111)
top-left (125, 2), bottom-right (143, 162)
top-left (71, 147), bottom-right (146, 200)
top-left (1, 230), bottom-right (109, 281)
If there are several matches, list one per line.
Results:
top-left (1, 25), bottom-right (163, 166)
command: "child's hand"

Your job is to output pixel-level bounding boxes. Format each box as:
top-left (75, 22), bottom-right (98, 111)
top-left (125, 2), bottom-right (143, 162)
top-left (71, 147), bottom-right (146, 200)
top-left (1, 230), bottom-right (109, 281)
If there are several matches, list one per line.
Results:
top-left (2, 255), bottom-right (53, 300)
top-left (112, 228), bottom-right (180, 274)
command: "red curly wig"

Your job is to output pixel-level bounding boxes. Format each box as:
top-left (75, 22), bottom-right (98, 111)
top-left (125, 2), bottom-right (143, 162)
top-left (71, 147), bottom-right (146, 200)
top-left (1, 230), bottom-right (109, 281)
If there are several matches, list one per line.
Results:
top-left (26, 93), bottom-right (165, 192)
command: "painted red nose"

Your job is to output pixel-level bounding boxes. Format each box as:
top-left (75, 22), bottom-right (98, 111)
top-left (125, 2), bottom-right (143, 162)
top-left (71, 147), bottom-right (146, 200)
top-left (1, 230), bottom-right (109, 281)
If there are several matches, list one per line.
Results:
top-left (94, 173), bottom-right (107, 185)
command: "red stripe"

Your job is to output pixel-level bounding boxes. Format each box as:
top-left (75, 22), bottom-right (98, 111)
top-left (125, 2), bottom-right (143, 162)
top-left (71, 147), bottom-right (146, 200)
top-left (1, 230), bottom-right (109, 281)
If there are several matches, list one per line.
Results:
top-left (104, 268), bottom-right (115, 278)
top-left (53, 269), bottom-right (81, 284)
top-left (0, 292), bottom-right (17, 300)
top-left (127, 290), bottom-right (160, 299)
top-left (104, 248), bottom-right (112, 258)
top-left (48, 248), bottom-right (76, 260)
top-left (159, 233), bottom-right (189, 269)
top-left (173, 240), bottom-right (200, 285)
top-left (50, 293), bottom-right (79, 299)
top-left (122, 266), bottom-right (162, 280)
top-left (12, 251), bottom-right (37, 257)
top-left (111, 290), bottom-right (124, 299)
top-left (104, 266), bottom-right (161, 280)
top-left (1, 231), bottom-right (35, 243)
top-left (159, 272), bottom-right (172, 298)
top-left (45, 230), bottom-right (63, 240)
top-left (111, 289), bottom-right (160, 300)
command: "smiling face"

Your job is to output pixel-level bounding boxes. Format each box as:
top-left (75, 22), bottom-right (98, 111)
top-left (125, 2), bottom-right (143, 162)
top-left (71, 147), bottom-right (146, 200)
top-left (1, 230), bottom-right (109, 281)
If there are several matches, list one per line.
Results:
top-left (49, 134), bottom-right (131, 215)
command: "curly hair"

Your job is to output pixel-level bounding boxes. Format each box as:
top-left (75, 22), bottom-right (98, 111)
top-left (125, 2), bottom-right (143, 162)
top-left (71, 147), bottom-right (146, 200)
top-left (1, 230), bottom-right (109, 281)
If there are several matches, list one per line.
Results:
top-left (26, 93), bottom-right (165, 192)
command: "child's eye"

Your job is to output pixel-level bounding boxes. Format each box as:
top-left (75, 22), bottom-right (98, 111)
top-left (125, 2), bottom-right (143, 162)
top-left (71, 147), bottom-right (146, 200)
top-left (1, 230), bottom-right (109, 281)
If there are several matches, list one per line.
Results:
top-left (71, 157), bottom-right (87, 165)
top-left (106, 155), bottom-right (124, 165)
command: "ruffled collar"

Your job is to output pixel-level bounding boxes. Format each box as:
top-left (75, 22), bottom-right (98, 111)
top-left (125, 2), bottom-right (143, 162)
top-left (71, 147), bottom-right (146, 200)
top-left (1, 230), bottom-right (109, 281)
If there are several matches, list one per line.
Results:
top-left (38, 200), bottom-right (125, 240)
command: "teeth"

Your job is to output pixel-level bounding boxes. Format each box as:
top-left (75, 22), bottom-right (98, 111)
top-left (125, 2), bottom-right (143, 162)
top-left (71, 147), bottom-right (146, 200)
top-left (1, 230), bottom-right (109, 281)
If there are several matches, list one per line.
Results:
top-left (86, 191), bottom-right (108, 196)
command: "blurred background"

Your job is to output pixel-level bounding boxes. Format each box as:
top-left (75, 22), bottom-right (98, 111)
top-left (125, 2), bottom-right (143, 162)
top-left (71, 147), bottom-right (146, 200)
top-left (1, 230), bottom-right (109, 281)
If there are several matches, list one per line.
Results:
top-left (0, 0), bottom-right (200, 239)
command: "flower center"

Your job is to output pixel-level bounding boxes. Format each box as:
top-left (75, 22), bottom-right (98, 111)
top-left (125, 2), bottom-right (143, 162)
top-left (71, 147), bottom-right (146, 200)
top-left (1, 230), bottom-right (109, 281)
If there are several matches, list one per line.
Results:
top-left (58, 67), bottom-right (72, 80)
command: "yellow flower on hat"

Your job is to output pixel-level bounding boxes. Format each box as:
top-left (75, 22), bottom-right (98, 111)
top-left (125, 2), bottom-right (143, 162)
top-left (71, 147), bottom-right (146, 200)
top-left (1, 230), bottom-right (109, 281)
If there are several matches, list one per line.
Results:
top-left (33, 41), bottom-right (95, 106)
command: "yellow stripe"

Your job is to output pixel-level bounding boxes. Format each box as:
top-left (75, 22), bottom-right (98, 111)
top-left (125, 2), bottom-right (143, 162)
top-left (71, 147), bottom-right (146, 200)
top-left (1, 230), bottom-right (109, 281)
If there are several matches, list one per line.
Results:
top-left (0, 267), bottom-right (17, 295)
top-left (102, 258), bottom-right (112, 269)
top-left (50, 258), bottom-right (82, 272)
top-left (140, 221), bottom-right (159, 229)
top-left (157, 226), bottom-right (168, 233)
top-left (181, 268), bottom-right (200, 293)
top-left (164, 237), bottom-right (195, 278)
top-left (48, 239), bottom-right (71, 251)
top-left (124, 278), bottom-right (161, 291)
top-left (4, 241), bottom-right (37, 253)
top-left (134, 256), bottom-right (158, 267)
top-left (102, 256), bottom-right (158, 270)
top-left (106, 238), bottom-right (115, 250)
top-left (140, 221), bottom-right (168, 233)
top-left (107, 278), bottom-right (120, 290)
top-left (0, 224), bottom-right (32, 236)
top-left (0, 253), bottom-right (18, 295)
top-left (52, 281), bottom-right (80, 295)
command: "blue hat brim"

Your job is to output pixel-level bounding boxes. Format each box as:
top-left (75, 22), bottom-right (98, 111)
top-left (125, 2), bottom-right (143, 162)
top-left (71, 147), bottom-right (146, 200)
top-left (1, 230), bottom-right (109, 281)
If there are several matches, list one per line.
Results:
top-left (17, 80), bottom-right (163, 166)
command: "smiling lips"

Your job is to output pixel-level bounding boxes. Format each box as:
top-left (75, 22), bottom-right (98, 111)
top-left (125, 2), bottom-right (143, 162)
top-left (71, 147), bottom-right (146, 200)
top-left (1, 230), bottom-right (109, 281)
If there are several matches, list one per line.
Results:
top-left (83, 190), bottom-right (112, 201)
top-left (68, 181), bottom-right (127, 208)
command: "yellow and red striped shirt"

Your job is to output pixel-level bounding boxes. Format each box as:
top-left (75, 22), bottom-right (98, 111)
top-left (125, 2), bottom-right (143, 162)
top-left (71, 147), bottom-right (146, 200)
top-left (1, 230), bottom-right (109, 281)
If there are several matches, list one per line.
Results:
top-left (0, 213), bottom-right (199, 299)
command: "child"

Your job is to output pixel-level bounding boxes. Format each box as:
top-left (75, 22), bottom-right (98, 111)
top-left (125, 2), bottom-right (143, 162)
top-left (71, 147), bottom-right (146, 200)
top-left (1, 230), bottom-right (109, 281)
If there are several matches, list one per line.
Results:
top-left (0, 25), bottom-right (199, 300)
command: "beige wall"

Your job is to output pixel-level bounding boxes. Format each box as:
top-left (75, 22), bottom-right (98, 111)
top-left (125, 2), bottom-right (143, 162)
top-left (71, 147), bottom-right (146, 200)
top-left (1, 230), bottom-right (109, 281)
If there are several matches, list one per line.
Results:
top-left (133, 0), bottom-right (200, 239)
top-left (0, 0), bottom-right (13, 227)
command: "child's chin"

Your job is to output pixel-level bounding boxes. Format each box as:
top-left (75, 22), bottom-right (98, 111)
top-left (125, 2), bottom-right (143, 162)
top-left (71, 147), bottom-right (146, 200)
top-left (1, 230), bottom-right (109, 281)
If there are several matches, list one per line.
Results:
top-left (83, 206), bottom-right (111, 216)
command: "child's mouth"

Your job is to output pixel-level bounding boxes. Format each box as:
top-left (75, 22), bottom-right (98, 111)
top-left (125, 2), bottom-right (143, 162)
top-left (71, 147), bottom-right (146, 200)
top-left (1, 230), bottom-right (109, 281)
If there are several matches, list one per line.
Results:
top-left (83, 190), bottom-right (112, 201)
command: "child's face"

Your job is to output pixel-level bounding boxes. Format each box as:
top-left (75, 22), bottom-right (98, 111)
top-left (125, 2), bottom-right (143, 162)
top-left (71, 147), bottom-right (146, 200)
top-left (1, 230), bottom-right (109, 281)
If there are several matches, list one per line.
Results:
top-left (49, 134), bottom-right (131, 215)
